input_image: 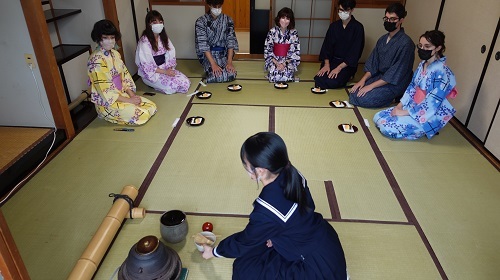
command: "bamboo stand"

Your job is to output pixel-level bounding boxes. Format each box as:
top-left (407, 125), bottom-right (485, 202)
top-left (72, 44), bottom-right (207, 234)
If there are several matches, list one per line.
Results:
top-left (67, 185), bottom-right (145, 279)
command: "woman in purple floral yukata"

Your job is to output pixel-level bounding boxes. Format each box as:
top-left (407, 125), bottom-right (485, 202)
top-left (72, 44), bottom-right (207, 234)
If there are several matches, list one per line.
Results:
top-left (135, 10), bottom-right (191, 94)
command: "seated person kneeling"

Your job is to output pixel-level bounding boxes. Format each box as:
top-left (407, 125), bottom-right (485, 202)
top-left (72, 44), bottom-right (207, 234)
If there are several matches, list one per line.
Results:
top-left (315, 0), bottom-right (364, 89)
top-left (88, 20), bottom-right (157, 125)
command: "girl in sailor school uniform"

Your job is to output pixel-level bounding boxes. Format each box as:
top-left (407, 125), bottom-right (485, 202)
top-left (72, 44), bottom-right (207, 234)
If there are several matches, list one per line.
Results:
top-left (201, 132), bottom-right (348, 279)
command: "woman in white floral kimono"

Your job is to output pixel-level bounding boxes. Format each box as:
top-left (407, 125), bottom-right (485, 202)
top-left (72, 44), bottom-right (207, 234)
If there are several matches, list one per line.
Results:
top-left (264, 7), bottom-right (300, 83)
top-left (373, 30), bottom-right (457, 140)
top-left (135, 10), bottom-right (190, 94)
top-left (88, 20), bottom-right (157, 125)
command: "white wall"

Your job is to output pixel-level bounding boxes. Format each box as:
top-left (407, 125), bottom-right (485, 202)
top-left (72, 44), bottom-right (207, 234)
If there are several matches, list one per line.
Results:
top-left (49, 0), bottom-right (105, 102)
top-left (352, 8), bottom-right (387, 63)
top-left (0, 1), bottom-right (54, 127)
top-left (153, 5), bottom-right (206, 59)
top-left (404, 0), bottom-right (442, 68)
top-left (51, 0), bottom-right (105, 47)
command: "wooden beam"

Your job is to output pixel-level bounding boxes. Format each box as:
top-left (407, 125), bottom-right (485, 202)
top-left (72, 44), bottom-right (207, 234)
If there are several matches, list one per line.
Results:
top-left (20, 0), bottom-right (75, 139)
top-left (102, 0), bottom-right (126, 60)
top-left (0, 210), bottom-right (30, 279)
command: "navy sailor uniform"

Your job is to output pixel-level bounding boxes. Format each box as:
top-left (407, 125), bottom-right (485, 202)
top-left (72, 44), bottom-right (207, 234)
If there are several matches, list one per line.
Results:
top-left (213, 172), bottom-right (347, 279)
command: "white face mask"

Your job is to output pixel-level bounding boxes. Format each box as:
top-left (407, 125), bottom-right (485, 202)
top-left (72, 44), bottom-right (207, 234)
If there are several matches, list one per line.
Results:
top-left (151, 23), bottom-right (164, 34)
top-left (338, 11), bottom-right (350, 21)
top-left (100, 38), bottom-right (115, 51)
top-left (211, 7), bottom-right (222, 17)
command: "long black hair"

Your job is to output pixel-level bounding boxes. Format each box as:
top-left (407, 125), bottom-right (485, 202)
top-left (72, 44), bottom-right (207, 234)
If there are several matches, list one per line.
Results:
top-left (141, 10), bottom-right (169, 52)
top-left (240, 132), bottom-right (308, 213)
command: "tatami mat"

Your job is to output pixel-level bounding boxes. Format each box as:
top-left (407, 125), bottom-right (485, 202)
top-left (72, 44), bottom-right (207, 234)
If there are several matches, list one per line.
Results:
top-left (140, 104), bottom-right (269, 214)
top-left (174, 59), bottom-right (205, 78)
top-left (0, 127), bottom-right (51, 171)
top-left (358, 107), bottom-right (480, 154)
top-left (0, 79), bottom-right (202, 279)
top-left (232, 60), bottom-right (322, 81)
top-left (296, 62), bottom-right (322, 82)
top-left (96, 214), bottom-right (441, 280)
top-left (4, 61), bottom-right (499, 280)
top-left (383, 151), bottom-right (500, 280)
top-left (335, 222), bottom-right (441, 280)
top-left (276, 107), bottom-right (407, 222)
top-left (233, 60), bottom-right (267, 80)
top-left (307, 180), bottom-right (333, 219)
top-left (2, 140), bottom-right (163, 279)
top-left (192, 79), bottom-right (349, 107)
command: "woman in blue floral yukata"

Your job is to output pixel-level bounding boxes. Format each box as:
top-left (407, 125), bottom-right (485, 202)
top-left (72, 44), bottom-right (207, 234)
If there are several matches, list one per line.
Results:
top-left (264, 7), bottom-right (301, 83)
top-left (373, 30), bottom-right (458, 140)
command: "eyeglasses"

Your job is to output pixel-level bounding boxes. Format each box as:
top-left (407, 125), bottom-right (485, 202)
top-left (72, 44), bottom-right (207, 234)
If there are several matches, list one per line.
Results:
top-left (383, 17), bottom-right (400, 23)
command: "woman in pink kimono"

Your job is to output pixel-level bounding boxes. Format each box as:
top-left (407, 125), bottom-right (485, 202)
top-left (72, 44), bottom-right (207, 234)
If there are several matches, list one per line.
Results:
top-left (264, 7), bottom-right (300, 83)
top-left (135, 10), bottom-right (191, 94)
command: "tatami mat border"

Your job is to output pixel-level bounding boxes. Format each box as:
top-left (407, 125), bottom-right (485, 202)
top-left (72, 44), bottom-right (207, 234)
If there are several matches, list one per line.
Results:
top-left (352, 105), bottom-right (448, 279)
top-left (269, 107), bottom-right (275, 132)
top-left (325, 181), bottom-right (341, 220)
top-left (134, 84), bottom-right (202, 206)
top-left (188, 103), bottom-right (353, 109)
top-left (146, 210), bottom-right (413, 226)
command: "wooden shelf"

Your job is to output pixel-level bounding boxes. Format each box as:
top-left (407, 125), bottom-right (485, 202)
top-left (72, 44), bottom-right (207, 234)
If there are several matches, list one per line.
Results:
top-left (53, 44), bottom-right (91, 65)
top-left (44, 9), bottom-right (81, 23)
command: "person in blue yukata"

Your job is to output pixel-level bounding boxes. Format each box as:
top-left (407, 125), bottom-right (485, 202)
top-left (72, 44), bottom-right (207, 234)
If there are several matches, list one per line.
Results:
top-left (195, 0), bottom-right (239, 83)
top-left (314, 0), bottom-right (364, 89)
top-left (373, 30), bottom-right (458, 140)
top-left (349, 3), bottom-right (415, 108)
top-left (201, 132), bottom-right (348, 279)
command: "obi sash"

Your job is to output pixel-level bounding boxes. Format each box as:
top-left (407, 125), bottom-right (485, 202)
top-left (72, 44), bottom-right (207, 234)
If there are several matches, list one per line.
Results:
top-left (112, 74), bottom-right (122, 91)
top-left (273, 43), bottom-right (290, 57)
top-left (210, 46), bottom-right (226, 52)
top-left (153, 54), bottom-right (166, 66)
top-left (413, 86), bottom-right (459, 104)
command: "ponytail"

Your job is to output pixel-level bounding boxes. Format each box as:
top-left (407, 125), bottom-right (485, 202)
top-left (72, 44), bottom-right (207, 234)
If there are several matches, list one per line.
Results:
top-left (282, 162), bottom-right (308, 214)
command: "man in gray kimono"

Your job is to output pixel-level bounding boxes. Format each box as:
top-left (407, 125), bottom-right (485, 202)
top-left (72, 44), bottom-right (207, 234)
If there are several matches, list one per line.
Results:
top-left (349, 3), bottom-right (414, 108)
top-left (195, 0), bottom-right (239, 83)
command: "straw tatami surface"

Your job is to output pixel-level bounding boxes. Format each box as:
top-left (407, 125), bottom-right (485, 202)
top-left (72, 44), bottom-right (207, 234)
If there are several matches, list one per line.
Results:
top-left (0, 127), bottom-right (52, 172)
top-left (2, 60), bottom-right (499, 280)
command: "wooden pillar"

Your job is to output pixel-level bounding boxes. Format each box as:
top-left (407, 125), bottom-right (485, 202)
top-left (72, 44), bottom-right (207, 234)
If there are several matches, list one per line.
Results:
top-left (0, 210), bottom-right (30, 279)
top-left (20, 0), bottom-right (75, 139)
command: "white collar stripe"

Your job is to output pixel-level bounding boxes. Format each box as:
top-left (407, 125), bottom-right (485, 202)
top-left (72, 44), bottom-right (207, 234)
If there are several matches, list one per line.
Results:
top-left (256, 197), bottom-right (297, 222)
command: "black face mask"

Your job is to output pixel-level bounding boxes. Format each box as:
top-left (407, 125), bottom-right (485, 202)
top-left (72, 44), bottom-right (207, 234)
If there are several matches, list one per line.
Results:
top-left (418, 48), bottom-right (433, 61)
top-left (384, 21), bottom-right (397, 32)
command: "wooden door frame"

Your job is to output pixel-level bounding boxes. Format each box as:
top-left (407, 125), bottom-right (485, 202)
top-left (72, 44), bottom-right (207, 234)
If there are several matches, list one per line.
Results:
top-left (102, 0), bottom-right (126, 59)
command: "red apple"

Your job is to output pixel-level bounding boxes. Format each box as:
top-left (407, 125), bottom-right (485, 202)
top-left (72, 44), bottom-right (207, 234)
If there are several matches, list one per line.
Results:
top-left (202, 222), bottom-right (213, 232)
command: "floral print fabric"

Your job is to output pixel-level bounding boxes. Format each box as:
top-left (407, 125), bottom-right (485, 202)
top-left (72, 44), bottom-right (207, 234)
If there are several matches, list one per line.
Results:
top-left (135, 36), bottom-right (190, 94)
top-left (373, 56), bottom-right (457, 139)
